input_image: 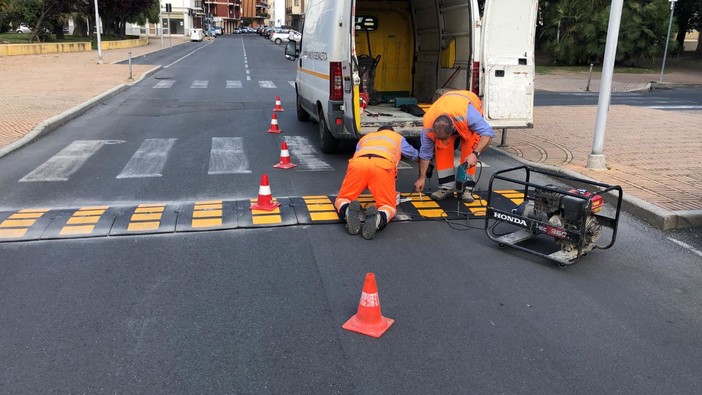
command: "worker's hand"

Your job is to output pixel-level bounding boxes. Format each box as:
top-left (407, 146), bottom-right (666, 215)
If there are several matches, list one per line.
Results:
top-left (465, 152), bottom-right (479, 168)
top-left (414, 177), bottom-right (425, 192)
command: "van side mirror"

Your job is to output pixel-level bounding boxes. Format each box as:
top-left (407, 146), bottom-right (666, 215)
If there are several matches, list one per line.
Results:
top-left (284, 41), bottom-right (299, 61)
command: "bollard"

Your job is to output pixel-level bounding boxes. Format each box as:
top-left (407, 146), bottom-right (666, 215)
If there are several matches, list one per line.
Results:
top-left (586, 63), bottom-right (594, 92)
top-left (128, 51), bottom-right (133, 80)
top-left (498, 128), bottom-right (509, 147)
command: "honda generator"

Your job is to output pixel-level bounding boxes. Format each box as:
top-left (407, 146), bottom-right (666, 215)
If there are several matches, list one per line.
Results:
top-left (485, 166), bottom-right (623, 267)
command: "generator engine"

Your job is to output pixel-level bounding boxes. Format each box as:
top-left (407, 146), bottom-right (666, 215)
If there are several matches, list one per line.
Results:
top-left (515, 185), bottom-right (604, 253)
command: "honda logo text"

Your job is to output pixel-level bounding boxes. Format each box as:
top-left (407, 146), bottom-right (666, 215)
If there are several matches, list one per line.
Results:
top-left (493, 212), bottom-right (528, 227)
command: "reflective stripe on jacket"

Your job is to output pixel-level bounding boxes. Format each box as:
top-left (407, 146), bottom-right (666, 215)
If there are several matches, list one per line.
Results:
top-left (353, 130), bottom-right (402, 166)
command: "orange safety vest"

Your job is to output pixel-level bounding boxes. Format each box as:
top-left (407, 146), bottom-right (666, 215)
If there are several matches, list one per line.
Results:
top-left (423, 90), bottom-right (484, 146)
top-left (353, 130), bottom-right (402, 166)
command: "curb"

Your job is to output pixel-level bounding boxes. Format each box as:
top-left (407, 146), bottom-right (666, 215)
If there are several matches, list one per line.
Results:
top-left (492, 147), bottom-right (702, 230)
top-left (0, 65), bottom-right (162, 159)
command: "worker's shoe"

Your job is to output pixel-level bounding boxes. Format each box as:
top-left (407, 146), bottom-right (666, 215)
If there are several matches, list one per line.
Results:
top-left (430, 187), bottom-right (454, 201)
top-left (362, 207), bottom-right (387, 240)
top-left (345, 200), bottom-right (362, 235)
top-left (461, 189), bottom-right (475, 203)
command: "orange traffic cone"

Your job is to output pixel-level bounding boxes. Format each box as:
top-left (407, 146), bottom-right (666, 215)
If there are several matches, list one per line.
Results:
top-left (273, 142), bottom-right (297, 169)
top-left (250, 173), bottom-right (281, 211)
top-left (342, 273), bottom-right (394, 338)
top-left (273, 96), bottom-right (285, 112)
top-left (267, 113), bottom-right (282, 134)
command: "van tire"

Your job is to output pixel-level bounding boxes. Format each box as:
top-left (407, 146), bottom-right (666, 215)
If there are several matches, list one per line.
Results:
top-left (296, 93), bottom-right (310, 122)
top-left (317, 108), bottom-right (339, 154)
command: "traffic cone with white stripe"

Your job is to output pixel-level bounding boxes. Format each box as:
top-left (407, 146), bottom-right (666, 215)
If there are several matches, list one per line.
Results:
top-left (273, 96), bottom-right (285, 112)
top-left (267, 113), bottom-right (282, 134)
top-left (250, 173), bottom-right (281, 211)
top-left (274, 142), bottom-right (297, 169)
top-left (342, 273), bottom-right (394, 338)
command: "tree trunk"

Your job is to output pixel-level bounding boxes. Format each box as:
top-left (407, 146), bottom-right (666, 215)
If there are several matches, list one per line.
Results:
top-left (696, 33), bottom-right (702, 57)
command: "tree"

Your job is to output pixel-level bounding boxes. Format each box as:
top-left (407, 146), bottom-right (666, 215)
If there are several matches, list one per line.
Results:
top-left (674, 0), bottom-right (702, 55)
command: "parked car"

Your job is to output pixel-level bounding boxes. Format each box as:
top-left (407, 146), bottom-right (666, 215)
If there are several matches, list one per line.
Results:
top-left (190, 28), bottom-right (204, 42)
top-left (16, 24), bottom-right (31, 34)
top-left (213, 26), bottom-right (223, 36)
top-left (270, 29), bottom-right (291, 44)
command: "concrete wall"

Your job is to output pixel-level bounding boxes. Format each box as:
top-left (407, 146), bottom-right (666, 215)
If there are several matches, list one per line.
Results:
top-left (0, 42), bottom-right (91, 56)
top-left (99, 37), bottom-right (148, 50)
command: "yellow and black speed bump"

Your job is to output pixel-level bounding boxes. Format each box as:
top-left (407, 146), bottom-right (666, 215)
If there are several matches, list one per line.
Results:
top-left (110, 203), bottom-right (178, 236)
top-left (237, 197), bottom-right (297, 228)
top-left (290, 195), bottom-right (342, 225)
top-left (40, 206), bottom-right (118, 240)
top-left (0, 208), bottom-right (53, 242)
top-left (176, 200), bottom-right (238, 232)
top-left (490, 189), bottom-right (525, 212)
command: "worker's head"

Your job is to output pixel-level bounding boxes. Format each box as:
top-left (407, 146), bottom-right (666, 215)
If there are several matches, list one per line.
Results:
top-left (431, 114), bottom-right (455, 142)
top-left (377, 125), bottom-right (395, 132)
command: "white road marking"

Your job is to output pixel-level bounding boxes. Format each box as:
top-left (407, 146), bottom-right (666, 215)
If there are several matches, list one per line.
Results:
top-left (667, 237), bottom-right (702, 258)
top-left (191, 80), bottom-right (208, 89)
top-left (117, 139), bottom-right (177, 179)
top-left (282, 136), bottom-right (333, 171)
top-left (288, 81), bottom-right (295, 88)
top-left (19, 140), bottom-right (120, 182)
top-left (208, 137), bottom-right (251, 175)
top-left (163, 41), bottom-right (212, 69)
top-left (397, 160), bottom-right (413, 169)
top-left (226, 80), bottom-right (243, 88)
top-left (153, 80), bottom-right (175, 88)
top-left (259, 81), bottom-right (276, 89)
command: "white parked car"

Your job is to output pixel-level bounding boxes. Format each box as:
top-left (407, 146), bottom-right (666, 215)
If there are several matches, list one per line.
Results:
top-left (190, 28), bottom-right (204, 42)
top-left (288, 30), bottom-right (301, 42)
top-left (16, 24), bottom-right (31, 33)
top-left (269, 29), bottom-right (291, 45)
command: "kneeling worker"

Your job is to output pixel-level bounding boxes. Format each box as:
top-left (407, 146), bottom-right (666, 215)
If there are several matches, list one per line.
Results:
top-left (335, 126), bottom-right (419, 240)
top-left (414, 90), bottom-right (495, 202)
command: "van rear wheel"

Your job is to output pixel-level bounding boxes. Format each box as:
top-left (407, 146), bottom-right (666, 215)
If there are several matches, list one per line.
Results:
top-left (317, 109), bottom-right (339, 154)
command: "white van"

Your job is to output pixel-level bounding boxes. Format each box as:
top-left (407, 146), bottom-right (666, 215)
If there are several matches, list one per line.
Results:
top-left (285, 0), bottom-right (538, 153)
top-left (190, 28), bottom-right (204, 42)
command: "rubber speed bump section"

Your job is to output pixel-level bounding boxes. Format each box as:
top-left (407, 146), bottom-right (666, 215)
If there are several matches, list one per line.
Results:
top-left (237, 197), bottom-right (296, 228)
top-left (290, 195), bottom-right (342, 224)
top-left (41, 206), bottom-right (117, 240)
top-left (175, 200), bottom-right (238, 232)
top-left (0, 208), bottom-right (53, 242)
top-left (110, 203), bottom-right (177, 236)
top-left (406, 194), bottom-right (446, 219)
top-left (461, 193), bottom-right (489, 217)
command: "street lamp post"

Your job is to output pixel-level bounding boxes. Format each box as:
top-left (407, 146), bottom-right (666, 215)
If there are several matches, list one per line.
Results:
top-left (94, 0), bottom-right (102, 64)
top-left (660, 0), bottom-right (677, 82)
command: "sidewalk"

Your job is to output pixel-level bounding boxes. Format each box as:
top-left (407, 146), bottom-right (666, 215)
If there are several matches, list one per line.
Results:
top-left (0, 42), bottom-right (700, 229)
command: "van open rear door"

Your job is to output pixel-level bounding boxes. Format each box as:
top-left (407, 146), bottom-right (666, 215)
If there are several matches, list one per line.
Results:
top-left (481, 0), bottom-right (538, 128)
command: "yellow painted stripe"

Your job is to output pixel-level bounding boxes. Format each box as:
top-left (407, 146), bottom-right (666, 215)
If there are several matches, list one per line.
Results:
top-left (0, 219), bottom-right (36, 227)
top-left (194, 204), bottom-right (222, 210)
top-left (192, 218), bottom-right (223, 228)
top-left (134, 206), bottom-right (165, 213)
top-left (310, 212), bottom-right (341, 221)
top-left (138, 203), bottom-right (166, 208)
top-left (468, 208), bottom-right (487, 216)
top-left (303, 195), bottom-right (330, 199)
top-left (196, 200), bottom-right (222, 205)
top-left (60, 225), bottom-right (95, 235)
top-left (418, 209), bottom-right (446, 218)
top-left (304, 199), bottom-right (332, 204)
top-left (18, 208), bottom-right (49, 213)
top-left (252, 215), bottom-right (282, 225)
top-left (127, 221), bottom-right (160, 231)
top-left (193, 210), bottom-right (222, 218)
top-left (73, 209), bottom-right (106, 216)
top-left (9, 212), bottom-right (44, 219)
top-left (80, 206), bottom-right (109, 210)
top-left (298, 66), bottom-right (330, 80)
top-left (66, 216), bottom-right (101, 225)
top-left (251, 207), bottom-right (281, 215)
top-left (131, 213), bottom-right (162, 221)
top-left (0, 228), bottom-right (27, 238)
top-left (412, 201), bottom-right (441, 208)
top-left (307, 204), bottom-right (336, 212)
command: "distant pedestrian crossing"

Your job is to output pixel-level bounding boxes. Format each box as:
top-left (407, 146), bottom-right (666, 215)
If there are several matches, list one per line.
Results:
top-left (154, 80), bottom-right (296, 90)
top-left (18, 137), bottom-right (418, 183)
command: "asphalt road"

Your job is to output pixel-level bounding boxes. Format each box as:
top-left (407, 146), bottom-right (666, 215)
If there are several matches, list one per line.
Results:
top-left (1, 34), bottom-right (701, 393)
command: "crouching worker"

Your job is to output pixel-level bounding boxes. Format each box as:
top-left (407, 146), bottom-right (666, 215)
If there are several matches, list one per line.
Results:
top-left (414, 90), bottom-right (495, 203)
top-left (335, 126), bottom-right (419, 240)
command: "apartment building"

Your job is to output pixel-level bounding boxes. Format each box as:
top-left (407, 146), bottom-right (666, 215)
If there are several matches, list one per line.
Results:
top-left (284, 0), bottom-right (305, 31)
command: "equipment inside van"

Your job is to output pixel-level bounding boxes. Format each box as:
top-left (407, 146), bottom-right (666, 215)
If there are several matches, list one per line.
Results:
top-left (285, 0), bottom-right (538, 154)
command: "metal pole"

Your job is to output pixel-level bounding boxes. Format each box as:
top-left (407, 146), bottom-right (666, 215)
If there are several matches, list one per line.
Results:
top-left (168, 11), bottom-right (172, 48)
top-left (660, 0), bottom-right (677, 83)
top-left (587, 0), bottom-right (624, 170)
top-left (159, 7), bottom-right (163, 48)
top-left (586, 63), bottom-right (594, 91)
top-left (94, 0), bottom-right (102, 64)
top-left (128, 51), bottom-right (132, 80)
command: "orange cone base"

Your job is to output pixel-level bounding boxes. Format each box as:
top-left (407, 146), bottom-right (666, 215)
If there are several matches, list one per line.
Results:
top-left (273, 108), bottom-right (285, 112)
top-left (273, 162), bottom-right (297, 169)
top-left (342, 314), bottom-right (394, 338)
top-left (250, 201), bottom-right (281, 211)
top-left (267, 128), bottom-right (282, 134)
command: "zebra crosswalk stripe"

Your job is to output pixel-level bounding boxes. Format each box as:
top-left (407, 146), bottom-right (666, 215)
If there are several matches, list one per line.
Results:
top-left (259, 81), bottom-right (276, 89)
top-left (208, 137), bottom-right (251, 175)
top-left (19, 140), bottom-right (116, 182)
top-left (116, 139), bottom-right (177, 179)
top-left (226, 80), bottom-right (243, 88)
top-left (282, 136), bottom-right (333, 172)
top-left (154, 80), bottom-right (175, 89)
top-left (191, 80), bottom-right (208, 89)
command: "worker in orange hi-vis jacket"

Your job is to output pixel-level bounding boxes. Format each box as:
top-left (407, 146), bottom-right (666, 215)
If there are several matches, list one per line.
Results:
top-left (413, 90), bottom-right (496, 203)
top-left (334, 126), bottom-right (419, 240)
